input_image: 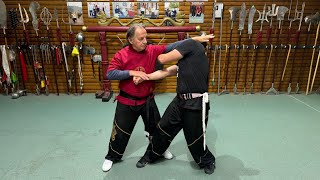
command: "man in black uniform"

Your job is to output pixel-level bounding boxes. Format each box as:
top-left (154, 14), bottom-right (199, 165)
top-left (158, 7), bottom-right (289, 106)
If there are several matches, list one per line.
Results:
top-left (133, 38), bottom-right (216, 174)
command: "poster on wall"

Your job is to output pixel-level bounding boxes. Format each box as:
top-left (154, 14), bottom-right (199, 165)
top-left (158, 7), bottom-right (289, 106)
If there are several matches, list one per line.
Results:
top-left (164, 2), bottom-right (179, 26)
top-left (66, 2), bottom-right (84, 25)
top-left (87, 2), bottom-right (110, 18)
top-left (137, 2), bottom-right (159, 19)
top-left (112, 2), bottom-right (135, 18)
top-left (189, 2), bottom-right (204, 23)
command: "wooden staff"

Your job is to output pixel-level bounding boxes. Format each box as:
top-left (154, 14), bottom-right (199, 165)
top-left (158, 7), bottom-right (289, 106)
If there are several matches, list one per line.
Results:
top-left (310, 49), bottom-right (320, 92)
top-left (306, 21), bottom-right (320, 95)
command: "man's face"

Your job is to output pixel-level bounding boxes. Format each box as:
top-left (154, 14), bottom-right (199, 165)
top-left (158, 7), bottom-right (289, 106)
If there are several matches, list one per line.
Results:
top-left (129, 27), bottom-right (147, 52)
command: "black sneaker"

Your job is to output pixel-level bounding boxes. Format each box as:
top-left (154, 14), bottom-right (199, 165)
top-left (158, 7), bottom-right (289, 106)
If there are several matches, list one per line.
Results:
top-left (136, 157), bottom-right (150, 168)
top-left (204, 163), bottom-right (215, 174)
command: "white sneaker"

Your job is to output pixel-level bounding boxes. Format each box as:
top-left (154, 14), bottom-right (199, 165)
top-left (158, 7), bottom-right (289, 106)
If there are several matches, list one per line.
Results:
top-left (102, 159), bottom-right (113, 172)
top-left (163, 150), bottom-right (173, 160)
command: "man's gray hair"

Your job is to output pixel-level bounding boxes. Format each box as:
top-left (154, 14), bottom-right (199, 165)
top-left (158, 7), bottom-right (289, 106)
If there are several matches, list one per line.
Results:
top-left (126, 23), bottom-right (145, 41)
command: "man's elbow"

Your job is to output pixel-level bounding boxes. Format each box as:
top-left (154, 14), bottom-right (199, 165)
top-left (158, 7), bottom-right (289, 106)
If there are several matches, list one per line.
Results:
top-left (157, 55), bottom-right (166, 64)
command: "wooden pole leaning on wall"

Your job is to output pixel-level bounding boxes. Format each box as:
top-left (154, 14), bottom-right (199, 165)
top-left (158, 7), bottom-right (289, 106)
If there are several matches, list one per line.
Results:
top-left (81, 25), bottom-right (200, 102)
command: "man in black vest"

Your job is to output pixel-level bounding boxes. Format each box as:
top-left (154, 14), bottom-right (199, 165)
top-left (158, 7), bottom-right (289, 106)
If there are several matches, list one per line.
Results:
top-left (133, 38), bottom-right (216, 174)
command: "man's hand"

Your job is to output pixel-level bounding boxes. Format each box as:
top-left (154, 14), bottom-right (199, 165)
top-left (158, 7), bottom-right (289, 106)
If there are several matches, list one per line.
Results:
top-left (129, 70), bottom-right (149, 80)
top-left (192, 34), bottom-right (215, 42)
top-left (133, 76), bottom-right (144, 85)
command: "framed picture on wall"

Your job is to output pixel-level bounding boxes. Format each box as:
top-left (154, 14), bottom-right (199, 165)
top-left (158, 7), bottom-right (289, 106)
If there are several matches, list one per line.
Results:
top-left (189, 2), bottom-right (204, 23)
top-left (87, 2), bottom-right (110, 18)
top-left (66, 2), bottom-right (84, 25)
top-left (164, 2), bottom-right (179, 26)
top-left (112, 2), bottom-right (135, 18)
top-left (137, 2), bottom-right (159, 19)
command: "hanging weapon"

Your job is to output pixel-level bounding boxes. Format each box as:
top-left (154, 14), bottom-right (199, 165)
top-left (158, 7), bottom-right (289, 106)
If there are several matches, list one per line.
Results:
top-left (76, 32), bottom-right (85, 95)
top-left (0, 0), bottom-right (11, 94)
top-left (62, 8), bottom-right (75, 48)
top-left (310, 49), bottom-right (320, 93)
top-left (54, 8), bottom-right (71, 94)
top-left (219, 6), bottom-right (240, 95)
top-left (243, 5), bottom-right (256, 94)
top-left (306, 14), bottom-right (320, 95)
top-left (260, 4), bottom-right (276, 93)
top-left (71, 46), bottom-right (78, 95)
top-left (250, 4), bottom-right (269, 94)
top-left (285, 2), bottom-right (305, 94)
top-left (210, 0), bottom-right (216, 86)
top-left (86, 45), bottom-right (96, 78)
top-left (278, 0), bottom-right (295, 92)
top-left (29, 1), bottom-right (40, 37)
top-left (8, 9), bottom-right (24, 96)
top-left (18, 3), bottom-right (31, 65)
top-left (61, 42), bottom-right (71, 93)
top-left (233, 3), bottom-right (246, 94)
top-left (266, 6), bottom-right (289, 95)
top-left (217, 4), bottom-right (224, 94)
top-left (29, 1), bottom-right (42, 95)
top-left (310, 14), bottom-right (320, 93)
top-left (17, 4), bottom-right (29, 90)
top-left (296, 12), bottom-right (319, 93)
top-left (41, 7), bottom-right (59, 95)
top-left (62, 7), bottom-right (76, 94)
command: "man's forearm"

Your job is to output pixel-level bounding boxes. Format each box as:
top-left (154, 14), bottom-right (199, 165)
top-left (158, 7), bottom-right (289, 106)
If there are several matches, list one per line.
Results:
top-left (107, 69), bottom-right (130, 80)
top-left (148, 65), bottom-right (177, 80)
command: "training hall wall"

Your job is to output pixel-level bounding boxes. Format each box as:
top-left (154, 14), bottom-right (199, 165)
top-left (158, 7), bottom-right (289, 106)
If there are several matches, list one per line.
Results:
top-left (1, 0), bottom-right (320, 94)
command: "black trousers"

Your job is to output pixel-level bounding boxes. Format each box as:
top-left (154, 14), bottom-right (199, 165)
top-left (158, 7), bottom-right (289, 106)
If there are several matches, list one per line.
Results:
top-left (145, 97), bottom-right (215, 168)
top-left (105, 98), bottom-right (160, 162)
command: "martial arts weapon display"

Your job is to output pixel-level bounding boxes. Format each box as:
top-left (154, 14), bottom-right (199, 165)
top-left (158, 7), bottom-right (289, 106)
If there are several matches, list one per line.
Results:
top-left (297, 12), bottom-right (319, 93)
top-left (233, 3), bottom-right (246, 94)
top-left (266, 6), bottom-right (289, 95)
top-left (250, 4), bottom-right (269, 94)
top-left (41, 7), bottom-right (59, 95)
top-left (306, 14), bottom-right (320, 95)
top-left (243, 5), bottom-right (256, 94)
top-left (286, 2), bottom-right (305, 94)
top-left (219, 6), bottom-right (240, 95)
top-left (260, 4), bottom-right (276, 93)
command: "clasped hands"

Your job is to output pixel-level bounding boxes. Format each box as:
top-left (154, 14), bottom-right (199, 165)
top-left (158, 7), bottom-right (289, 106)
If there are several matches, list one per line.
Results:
top-left (131, 71), bottom-right (149, 85)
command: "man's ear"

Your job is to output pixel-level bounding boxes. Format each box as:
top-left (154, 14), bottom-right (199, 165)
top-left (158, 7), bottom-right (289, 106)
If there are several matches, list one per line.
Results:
top-left (128, 38), bottom-right (133, 45)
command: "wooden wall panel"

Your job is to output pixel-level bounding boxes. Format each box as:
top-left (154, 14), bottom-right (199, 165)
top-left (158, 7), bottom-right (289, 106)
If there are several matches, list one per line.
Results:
top-left (0, 0), bottom-right (320, 95)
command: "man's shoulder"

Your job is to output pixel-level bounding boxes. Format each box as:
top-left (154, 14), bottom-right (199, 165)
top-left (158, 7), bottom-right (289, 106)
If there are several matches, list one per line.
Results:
top-left (146, 44), bottom-right (166, 51)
